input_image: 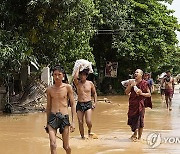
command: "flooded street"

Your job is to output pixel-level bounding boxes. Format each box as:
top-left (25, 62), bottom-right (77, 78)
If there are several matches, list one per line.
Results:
top-left (0, 85), bottom-right (180, 154)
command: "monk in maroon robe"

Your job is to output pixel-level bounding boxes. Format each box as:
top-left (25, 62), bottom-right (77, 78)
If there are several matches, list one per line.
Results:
top-left (125, 69), bottom-right (151, 141)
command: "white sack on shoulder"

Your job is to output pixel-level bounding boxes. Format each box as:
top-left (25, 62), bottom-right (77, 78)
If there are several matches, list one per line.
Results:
top-left (121, 79), bottom-right (135, 87)
top-left (159, 72), bottom-right (166, 79)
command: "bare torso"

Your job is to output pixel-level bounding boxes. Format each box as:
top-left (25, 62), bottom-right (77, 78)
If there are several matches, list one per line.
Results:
top-left (164, 77), bottom-right (174, 89)
top-left (76, 80), bottom-right (92, 102)
top-left (48, 83), bottom-right (69, 115)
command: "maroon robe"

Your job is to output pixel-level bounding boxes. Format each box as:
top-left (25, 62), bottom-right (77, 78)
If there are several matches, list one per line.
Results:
top-left (127, 80), bottom-right (152, 132)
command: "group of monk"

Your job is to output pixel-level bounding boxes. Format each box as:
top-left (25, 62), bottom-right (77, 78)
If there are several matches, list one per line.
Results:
top-left (45, 65), bottom-right (174, 154)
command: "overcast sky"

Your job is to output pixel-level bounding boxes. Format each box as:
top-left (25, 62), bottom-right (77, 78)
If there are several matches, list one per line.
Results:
top-left (166, 0), bottom-right (180, 45)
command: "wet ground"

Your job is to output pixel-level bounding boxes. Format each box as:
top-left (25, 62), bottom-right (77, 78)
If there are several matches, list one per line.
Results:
top-left (0, 85), bottom-right (180, 154)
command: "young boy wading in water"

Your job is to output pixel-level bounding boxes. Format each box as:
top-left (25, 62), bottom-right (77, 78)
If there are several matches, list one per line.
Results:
top-left (73, 67), bottom-right (97, 139)
top-left (46, 65), bottom-right (76, 154)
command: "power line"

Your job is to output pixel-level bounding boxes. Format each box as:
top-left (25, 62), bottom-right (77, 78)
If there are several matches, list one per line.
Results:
top-left (62, 27), bottom-right (171, 34)
top-left (96, 29), bottom-right (164, 35)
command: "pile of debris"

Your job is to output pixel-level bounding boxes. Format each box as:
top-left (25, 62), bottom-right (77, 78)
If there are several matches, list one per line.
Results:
top-left (4, 80), bottom-right (47, 114)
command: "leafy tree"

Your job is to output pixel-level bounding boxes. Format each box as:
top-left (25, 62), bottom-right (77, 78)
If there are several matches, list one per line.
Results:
top-left (91, 0), bottom-right (180, 79)
top-left (0, 0), bottom-right (34, 81)
top-left (126, 0), bottom-right (179, 73)
top-left (157, 46), bottom-right (180, 74)
top-left (26, 0), bottom-right (97, 72)
top-left (91, 0), bottom-right (133, 74)
top-left (0, 0), bottom-right (98, 76)
top-left (1, 0), bottom-right (180, 93)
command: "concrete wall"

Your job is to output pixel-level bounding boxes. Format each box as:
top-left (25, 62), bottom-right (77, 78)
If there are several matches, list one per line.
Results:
top-left (41, 67), bottom-right (52, 86)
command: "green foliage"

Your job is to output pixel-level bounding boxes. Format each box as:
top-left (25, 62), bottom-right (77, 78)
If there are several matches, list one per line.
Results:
top-left (91, 0), bottom-right (133, 70)
top-left (91, 0), bottom-right (180, 81)
top-left (0, 30), bottom-right (33, 79)
top-left (0, 0), bottom-right (98, 76)
top-left (26, 0), bottom-right (97, 72)
top-left (158, 46), bottom-right (180, 74)
top-left (125, 0), bottom-right (179, 73)
top-left (0, 0), bottom-right (34, 80)
top-left (0, 0), bottom-right (180, 89)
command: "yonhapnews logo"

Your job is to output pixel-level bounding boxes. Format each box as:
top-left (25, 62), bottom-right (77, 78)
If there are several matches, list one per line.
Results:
top-left (147, 132), bottom-right (180, 148)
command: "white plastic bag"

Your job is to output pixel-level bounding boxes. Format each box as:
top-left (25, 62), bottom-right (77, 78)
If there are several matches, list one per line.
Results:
top-left (72, 59), bottom-right (93, 77)
top-left (159, 72), bottom-right (166, 79)
top-left (121, 79), bottom-right (135, 87)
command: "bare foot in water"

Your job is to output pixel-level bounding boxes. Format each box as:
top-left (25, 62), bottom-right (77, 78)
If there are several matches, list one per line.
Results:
top-left (89, 133), bottom-right (98, 139)
top-left (130, 135), bottom-right (137, 142)
top-left (80, 135), bottom-right (86, 140)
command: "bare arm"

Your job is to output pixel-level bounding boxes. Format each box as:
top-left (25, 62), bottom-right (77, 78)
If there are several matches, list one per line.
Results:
top-left (73, 66), bottom-right (80, 86)
top-left (172, 78), bottom-right (175, 91)
top-left (46, 88), bottom-right (51, 123)
top-left (161, 78), bottom-right (165, 87)
top-left (151, 79), bottom-right (154, 92)
top-left (91, 82), bottom-right (97, 106)
top-left (151, 84), bottom-right (155, 92)
top-left (125, 84), bottom-right (132, 95)
top-left (67, 84), bottom-right (76, 132)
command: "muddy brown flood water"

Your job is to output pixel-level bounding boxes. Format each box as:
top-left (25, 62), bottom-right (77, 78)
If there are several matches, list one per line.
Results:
top-left (0, 85), bottom-right (180, 154)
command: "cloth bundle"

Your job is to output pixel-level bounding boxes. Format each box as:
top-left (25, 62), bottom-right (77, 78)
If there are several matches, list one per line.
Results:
top-left (159, 72), bottom-right (166, 79)
top-left (72, 59), bottom-right (93, 77)
top-left (121, 79), bottom-right (135, 87)
top-left (121, 79), bottom-right (139, 92)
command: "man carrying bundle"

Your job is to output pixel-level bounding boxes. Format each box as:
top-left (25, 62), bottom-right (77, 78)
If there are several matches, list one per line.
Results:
top-left (73, 61), bottom-right (97, 139)
top-left (125, 69), bottom-right (151, 142)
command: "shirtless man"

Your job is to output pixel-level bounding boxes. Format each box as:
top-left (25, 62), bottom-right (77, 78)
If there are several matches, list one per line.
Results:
top-left (73, 67), bottom-right (97, 139)
top-left (159, 75), bottom-right (166, 104)
top-left (162, 70), bottom-right (174, 111)
top-left (46, 65), bottom-right (76, 154)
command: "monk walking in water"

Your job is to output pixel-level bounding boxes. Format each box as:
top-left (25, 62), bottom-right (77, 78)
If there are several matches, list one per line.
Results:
top-left (73, 67), bottom-right (97, 139)
top-left (46, 65), bottom-right (76, 154)
top-left (125, 69), bottom-right (151, 142)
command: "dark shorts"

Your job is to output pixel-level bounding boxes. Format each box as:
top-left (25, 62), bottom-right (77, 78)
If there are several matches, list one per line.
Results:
top-left (160, 88), bottom-right (165, 95)
top-left (76, 101), bottom-right (92, 112)
top-left (47, 112), bottom-right (70, 134)
top-left (128, 109), bottom-right (145, 132)
top-left (165, 89), bottom-right (173, 97)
